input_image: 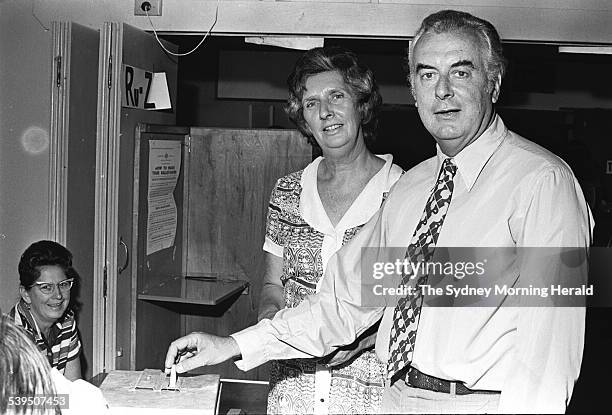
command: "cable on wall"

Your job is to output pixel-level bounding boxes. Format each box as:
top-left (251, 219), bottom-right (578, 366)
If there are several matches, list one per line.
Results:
top-left (145, 0), bottom-right (220, 57)
top-left (31, 0), bottom-right (50, 31)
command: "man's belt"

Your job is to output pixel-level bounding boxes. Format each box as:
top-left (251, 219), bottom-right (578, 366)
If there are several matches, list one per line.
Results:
top-left (404, 367), bottom-right (501, 395)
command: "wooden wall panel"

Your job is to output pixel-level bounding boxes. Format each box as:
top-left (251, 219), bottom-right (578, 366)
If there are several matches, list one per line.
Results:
top-left (183, 128), bottom-right (312, 380)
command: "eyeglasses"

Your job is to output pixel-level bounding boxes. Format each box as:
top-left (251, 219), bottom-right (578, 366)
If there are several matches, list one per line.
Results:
top-left (30, 278), bottom-right (74, 295)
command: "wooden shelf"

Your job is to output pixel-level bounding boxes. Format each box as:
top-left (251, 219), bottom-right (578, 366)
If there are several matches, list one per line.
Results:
top-left (138, 275), bottom-right (249, 306)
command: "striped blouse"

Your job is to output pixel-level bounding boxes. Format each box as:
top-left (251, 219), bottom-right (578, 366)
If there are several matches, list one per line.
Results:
top-left (8, 300), bottom-right (81, 374)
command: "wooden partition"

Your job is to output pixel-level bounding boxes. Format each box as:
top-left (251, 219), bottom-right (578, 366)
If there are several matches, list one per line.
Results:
top-left (183, 128), bottom-right (312, 380)
top-left (132, 126), bottom-right (312, 379)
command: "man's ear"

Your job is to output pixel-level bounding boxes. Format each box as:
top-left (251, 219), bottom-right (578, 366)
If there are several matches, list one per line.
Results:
top-left (20, 285), bottom-right (32, 305)
top-left (491, 73), bottom-right (502, 104)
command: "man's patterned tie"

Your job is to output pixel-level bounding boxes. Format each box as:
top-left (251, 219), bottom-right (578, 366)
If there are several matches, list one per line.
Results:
top-left (387, 158), bottom-right (458, 378)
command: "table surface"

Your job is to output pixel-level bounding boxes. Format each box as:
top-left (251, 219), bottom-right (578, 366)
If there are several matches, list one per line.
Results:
top-left (93, 373), bottom-right (269, 415)
top-left (99, 370), bottom-right (220, 415)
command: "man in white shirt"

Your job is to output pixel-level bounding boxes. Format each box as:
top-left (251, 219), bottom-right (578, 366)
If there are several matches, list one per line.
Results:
top-left (164, 10), bottom-right (592, 413)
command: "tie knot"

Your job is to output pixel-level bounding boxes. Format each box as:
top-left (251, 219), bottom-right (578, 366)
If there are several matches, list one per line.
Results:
top-left (439, 158), bottom-right (457, 184)
top-left (442, 158), bottom-right (457, 174)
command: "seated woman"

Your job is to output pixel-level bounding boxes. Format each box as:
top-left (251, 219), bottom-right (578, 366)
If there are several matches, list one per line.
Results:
top-left (8, 240), bottom-right (82, 380)
top-left (258, 46), bottom-right (403, 414)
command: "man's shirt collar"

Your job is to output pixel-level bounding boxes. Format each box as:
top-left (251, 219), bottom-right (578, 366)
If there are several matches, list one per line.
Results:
top-left (435, 114), bottom-right (509, 191)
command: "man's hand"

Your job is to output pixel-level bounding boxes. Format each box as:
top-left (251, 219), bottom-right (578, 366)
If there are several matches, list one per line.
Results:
top-left (164, 332), bottom-right (241, 374)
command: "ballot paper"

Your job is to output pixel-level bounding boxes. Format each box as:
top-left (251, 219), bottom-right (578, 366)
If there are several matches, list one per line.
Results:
top-left (169, 365), bottom-right (177, 389)
top-left (100, 370), bottom-right (220, 415)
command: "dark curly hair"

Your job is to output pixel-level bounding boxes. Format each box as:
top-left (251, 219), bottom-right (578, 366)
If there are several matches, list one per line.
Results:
top-left (285, 46), bottom-right (382, 147)
top-left (18, 240), bottom-right (75, 288)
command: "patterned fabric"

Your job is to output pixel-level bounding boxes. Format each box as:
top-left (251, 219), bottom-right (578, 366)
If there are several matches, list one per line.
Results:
top-left (264, 160), bottom-right (399, 414)
top-left (268, 352), bottom-right (385, 415)
top-left (387, 158), bottom-right (457, 378)
top-left (8, 300), bottom-right (81, 374)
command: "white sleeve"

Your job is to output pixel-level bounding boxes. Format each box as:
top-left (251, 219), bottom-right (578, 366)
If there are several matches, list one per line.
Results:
top-left (499, 165), bottom-right (592, 413)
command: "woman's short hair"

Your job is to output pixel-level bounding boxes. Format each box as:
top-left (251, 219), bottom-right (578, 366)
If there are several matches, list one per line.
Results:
top-left (285, 46), bottom-right (382, 147)
top-left (18, 240), bottom-right (74, 288)
top-left (407, 9), bottom-right (507, 92)
top-left (0, 316), bottom-right (61, 414)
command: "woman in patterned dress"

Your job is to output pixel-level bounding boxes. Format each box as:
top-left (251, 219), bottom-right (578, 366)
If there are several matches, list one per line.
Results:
top-left (258, 46), bottom-right (403, 414)
top-left (7, 240), bottom-right (82, 380)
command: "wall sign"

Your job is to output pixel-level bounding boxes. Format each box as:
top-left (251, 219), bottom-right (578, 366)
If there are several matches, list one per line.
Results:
top-left (146, 140), bottom-right (181, 255)
top-left (121, 64), bottom-right (171, 110)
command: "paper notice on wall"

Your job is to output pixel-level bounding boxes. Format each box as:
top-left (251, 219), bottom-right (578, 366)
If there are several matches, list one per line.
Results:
top-left (146, 140), bottom-right (181, 256)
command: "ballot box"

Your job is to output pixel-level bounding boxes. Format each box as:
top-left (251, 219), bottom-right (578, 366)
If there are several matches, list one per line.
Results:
top-left (100, 369), bottom-right (220, 415)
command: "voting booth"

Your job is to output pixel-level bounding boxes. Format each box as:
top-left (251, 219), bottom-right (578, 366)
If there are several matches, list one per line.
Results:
top-left (129, 124), bottom-right (313, 382)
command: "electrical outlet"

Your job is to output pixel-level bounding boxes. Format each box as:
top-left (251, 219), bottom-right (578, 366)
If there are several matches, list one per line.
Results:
top-left (134, 0), bottom-right (162, 16)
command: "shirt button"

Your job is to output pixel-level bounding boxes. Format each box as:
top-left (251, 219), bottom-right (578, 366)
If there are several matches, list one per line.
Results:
top-left (320, 399), bottom-right (324, 402)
